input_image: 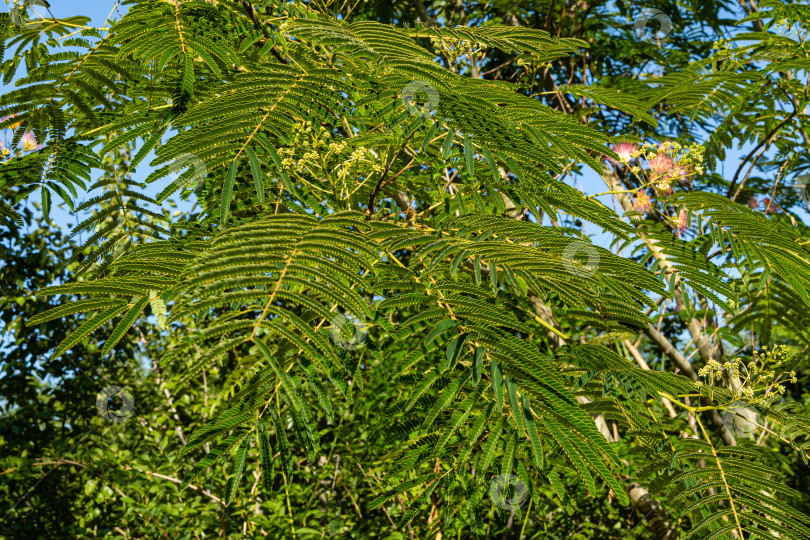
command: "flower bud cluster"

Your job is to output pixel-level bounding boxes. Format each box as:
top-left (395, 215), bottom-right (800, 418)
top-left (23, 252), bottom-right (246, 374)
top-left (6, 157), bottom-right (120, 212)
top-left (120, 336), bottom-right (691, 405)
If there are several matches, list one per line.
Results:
top-left (277, 120), bottom-right (384, 184)
top-left (429, 35), bottom-right (472, 64)
top-left (695, 345), bottom-right (796, 405)
top-left (710, 38), bottom-right (745, 68)
top-left (711, 38), bottom-right (732, 54)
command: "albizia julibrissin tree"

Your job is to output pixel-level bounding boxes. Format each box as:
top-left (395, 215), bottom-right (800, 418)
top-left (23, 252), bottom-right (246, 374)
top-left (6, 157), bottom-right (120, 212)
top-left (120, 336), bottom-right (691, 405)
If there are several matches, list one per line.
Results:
top-left (2, 0), bottom-right (810, 538)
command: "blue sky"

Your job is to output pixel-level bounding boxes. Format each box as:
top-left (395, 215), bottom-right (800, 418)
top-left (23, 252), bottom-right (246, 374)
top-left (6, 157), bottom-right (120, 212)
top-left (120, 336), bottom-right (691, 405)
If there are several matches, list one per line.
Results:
top-left (4, 1), bottom-right (142, 238)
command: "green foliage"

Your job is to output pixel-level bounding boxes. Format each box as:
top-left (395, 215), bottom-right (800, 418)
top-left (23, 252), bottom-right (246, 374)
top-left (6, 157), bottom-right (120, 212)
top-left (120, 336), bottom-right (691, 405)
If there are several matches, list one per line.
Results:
top-left (2, 0), bottom-right (810, 538)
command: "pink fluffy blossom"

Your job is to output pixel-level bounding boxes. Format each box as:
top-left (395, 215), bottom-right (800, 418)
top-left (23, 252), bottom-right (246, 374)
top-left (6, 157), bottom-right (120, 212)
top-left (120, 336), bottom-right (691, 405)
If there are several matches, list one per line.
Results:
top-left (612, 142), bottom-right (638, 163)
top-left (668, 165), bottom-right (693, 189)
top-left (649, 154), bottom-right (673, 175)
top-left (20, 131), bottom-right (38, 152)
top-left (633, 189), bottom-right (653, 213)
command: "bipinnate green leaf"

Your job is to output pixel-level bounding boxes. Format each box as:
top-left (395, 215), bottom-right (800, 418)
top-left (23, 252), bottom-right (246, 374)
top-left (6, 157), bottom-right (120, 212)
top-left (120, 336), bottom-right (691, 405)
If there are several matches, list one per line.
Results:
top-left (225, 435), bottom-right (251, 505)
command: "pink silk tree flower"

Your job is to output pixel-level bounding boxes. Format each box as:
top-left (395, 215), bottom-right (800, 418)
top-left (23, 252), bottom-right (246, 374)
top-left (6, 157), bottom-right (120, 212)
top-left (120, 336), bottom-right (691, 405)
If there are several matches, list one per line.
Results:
top-left (633, 189), bottom-right (653, 213)
top-left (613, 142), bottom-right (638, 163)
top-left (747, 196), bottom-right (759, 210)
top-left (20, 132), bottom-right (36, 151)
top-left (669, 164), bottom-right (693, 189)
top-left (20, 131), bottom-right (38, 152)
top-left (649, 153), bottom-right (674, 175)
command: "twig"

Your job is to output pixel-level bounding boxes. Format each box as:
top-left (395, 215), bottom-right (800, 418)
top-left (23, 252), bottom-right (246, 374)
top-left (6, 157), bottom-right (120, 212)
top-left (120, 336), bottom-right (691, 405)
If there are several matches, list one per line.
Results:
top-left (365, 134), bottom-right (417, 220)
top-left (123, 466), bottom-right (224, 505)
top-left (238, 0), bottom-right (288, 65)
top-left (728, 109), bottom-right (797, 201)
top-left (341, 480), bottom-right (363, 518)
top-left (345, 444), bottom-right (399, 532)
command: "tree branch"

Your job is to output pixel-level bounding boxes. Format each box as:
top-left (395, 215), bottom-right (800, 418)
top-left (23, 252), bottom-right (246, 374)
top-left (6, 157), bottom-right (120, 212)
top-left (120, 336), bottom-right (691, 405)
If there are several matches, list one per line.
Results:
top-left (602, 170), bottom-right (738, 447)
top-left (238, 0), bottom-right (288, 65)
top-left (727, 108), bottom-right (796, 201)
top-left (365, 134), bottom-right (416, 220)
top-left (644, 323), bottom-right (736, 446)
top-left (627, 483), bottom-right (679, 540)
top-left (412, 0), bottom-right (435, 27)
